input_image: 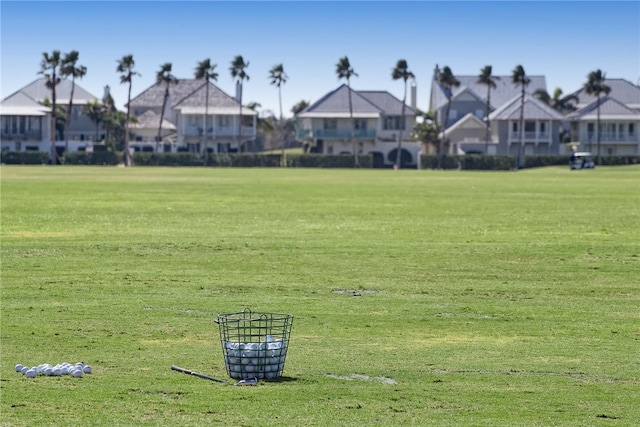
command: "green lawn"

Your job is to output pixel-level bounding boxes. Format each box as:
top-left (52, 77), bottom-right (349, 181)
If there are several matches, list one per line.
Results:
top-left (1, 165), bottom-right (639, 426)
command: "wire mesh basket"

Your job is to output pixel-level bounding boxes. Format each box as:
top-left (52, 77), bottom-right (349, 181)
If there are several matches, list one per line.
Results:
top-left (215, 309), bottom-right (293, 380)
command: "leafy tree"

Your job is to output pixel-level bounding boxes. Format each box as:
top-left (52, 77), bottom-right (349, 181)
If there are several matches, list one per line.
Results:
top-left (156, 62), bottom-right (178, 152)
top-left (533, 87), bottom-right (578, 114)
top-left (61, 50), bottom-right (86, 154)
top-left (83, 99), bottom-right (107, 143)
top-left (194, 58), bottom-right (219, 165)
top-left (336, 56), bottom-right (359, 167)
top-left (412, 110), bottom-right (441, 155)
top-left (247, 102), bottom-right (276, 151)
top-left (391, 59), bottom-right (414, 170)
top-left (511, 65), bottom-right (531, 169)
top-left (437, 66), bottom-right (460, 168)
top-left (230, 55), bottom-right (250, 152)
top-left (39, 50), bottom-right (63, 164)
top-left (583, 69), bottom-right (611, 165)
top-left (269, 64), bottom-right (288, 165)
top-left (477, 65), bottom-right (500, 154)
top-left (291, 100), bottom-right (310, 115)
top-left (117, 54), bottom-right (139, 166)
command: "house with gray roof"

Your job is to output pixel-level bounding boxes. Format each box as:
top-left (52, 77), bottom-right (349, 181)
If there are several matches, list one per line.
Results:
top-left (127, 79), bottom-right (257, 153)
top-left (429, 65), bottom-right (550, 155)
top-left (295, 84), bottom-right (419, 167)
top-left (563, 79), bottom-right (640, 155)
top-left (488, 94), bottom-right (565, 156)
top-left (566, 96), bottom-right (640, 156)
top-left (1, 78), bottom-right (100, 153)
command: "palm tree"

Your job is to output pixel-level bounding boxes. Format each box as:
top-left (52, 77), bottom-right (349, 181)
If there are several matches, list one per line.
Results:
top-left (336, 56), bottom-right (359, 167)
top-left (194, 58), bottom-right (219, 165)
top-left (156, 62), bottom-right (178, 153)
top-left (117, 54), bottom-right (139, 167)
top-left (230, 55), bottom-right (250, 152)
top-left (269, 64), bottom-right (288, 165)
top-left (511, 65), bottom-right (531, 169)
top-left (39, 50), bottom-right (63, 164)
top-left (291, 100), bottom-right (310, 115)
top-left (83, 99), bottom-right (106, 143)
top-left (583, 70), bottom-right (611, 165)
top-left (391, 60), bottom-right (414, 170)
top-left (60, 50), bottom-right (86, 154)
top-left (533, 87), bottom-right (578, 114)
top-left (477, 66), bottom-right (500, 154)
top-left (437, 66), bottom-right (460, 169)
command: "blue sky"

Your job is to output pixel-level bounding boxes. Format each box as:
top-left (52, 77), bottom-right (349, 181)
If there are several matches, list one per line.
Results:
top-left (1, 1), bottom-right (639, 117)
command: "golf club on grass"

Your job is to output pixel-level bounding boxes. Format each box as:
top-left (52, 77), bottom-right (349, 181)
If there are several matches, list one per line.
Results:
top-left (171, 365), bottom-right (231, 384)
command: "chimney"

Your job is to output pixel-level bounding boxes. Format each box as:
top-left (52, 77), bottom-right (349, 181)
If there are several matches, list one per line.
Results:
top-left (433, 64), bottom-right (440, 81)
top-left (410, 81), bottom-right (417, 109)
top-left (103, 85), bottom-right (110, 103)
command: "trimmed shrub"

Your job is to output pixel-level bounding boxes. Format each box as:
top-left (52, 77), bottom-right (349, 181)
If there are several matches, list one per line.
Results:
top-left (65, 151), bottom-right (121, 165)
top-left (1, 151), bottom-right (50, 165)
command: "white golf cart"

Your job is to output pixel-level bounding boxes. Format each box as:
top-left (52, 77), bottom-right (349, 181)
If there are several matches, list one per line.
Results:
top-left (569, 152), bottom-right (595, 170)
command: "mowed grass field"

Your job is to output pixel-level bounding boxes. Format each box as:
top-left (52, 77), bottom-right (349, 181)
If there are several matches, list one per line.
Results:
top-left (1, 165), bottom-right (639, 426)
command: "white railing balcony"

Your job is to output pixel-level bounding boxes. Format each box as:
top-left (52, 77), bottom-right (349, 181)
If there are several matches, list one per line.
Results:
top-left (296, 128), bottom-right (376, 140)
top-left (586, 132), bottom-right (637, 142)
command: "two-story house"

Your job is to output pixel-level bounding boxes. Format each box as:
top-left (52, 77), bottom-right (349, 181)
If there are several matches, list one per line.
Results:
top-left (127, 79), bottom-right (257, 153)
top-left (1, 78), bottom-right (100, 154)
top-left (295, 84), bottom-right (418, 167)
top-left (428, 66), bottom-right (554, 155)
top-left (566, 79), bottom-right (640, 155)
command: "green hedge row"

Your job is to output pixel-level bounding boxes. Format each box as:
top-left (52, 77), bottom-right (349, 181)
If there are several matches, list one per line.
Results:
top-left (2, 151), bottom-right (638, 169)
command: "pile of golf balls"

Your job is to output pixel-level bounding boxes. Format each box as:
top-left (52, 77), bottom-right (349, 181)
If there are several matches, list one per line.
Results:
top-left (14, 362), bottom-right (92, 379)
top-left (223, 337), bottom-right (288, 380)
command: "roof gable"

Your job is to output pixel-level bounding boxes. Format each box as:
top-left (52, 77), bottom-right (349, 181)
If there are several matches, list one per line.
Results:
top-left (431, 74), bottom-right (547, 112)
top-left (443, 112), bottom-right (486, 134)
top-left (571, 79), bottom-right (640, 108)
top-left (0, 91), bottom-right (49, 116)
top-left (567, 96), bottom-right (640, 121)
top-left (14, 78), bottom-right (98, 104)
top-left (298, 84), bottom-right (416, 118)
top-left (129, 109), bottom-right (176, 130)
top-left (488, 94), bottom-right (565, 121)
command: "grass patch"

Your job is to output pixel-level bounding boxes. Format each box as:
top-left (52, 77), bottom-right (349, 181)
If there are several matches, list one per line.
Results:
top-left (1, 165), bottom-right (639, 426)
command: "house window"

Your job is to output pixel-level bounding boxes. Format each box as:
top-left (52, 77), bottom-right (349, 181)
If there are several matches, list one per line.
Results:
top-left (188, 115), bottom-right (198, 126)
top-left (587, 123), bottom-right (594, 133)
top-left (524, 121), bottom-right (535, 132)
top-left (539, 122), bottom-right (546, 133)
top-left (324, 119), bottom-right (337, 130)
top-left (242, 116), bottom-right (253, 127)
top-left (383, 116), bottom-right (404, 130)
top-left (629, 123), bottom-right (635, 135)
top-left (512, 122), bottom-right (518, 133)
top-left (354, 119), bottom-right (367, 130)
top-left (217, 116), bottom-right (231, 127)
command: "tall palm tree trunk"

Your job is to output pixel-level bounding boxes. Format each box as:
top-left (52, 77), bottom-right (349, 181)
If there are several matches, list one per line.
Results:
top-left (157, 84), bottom-right (169, 153)
top-left (518, 85), bottom-right (525, 169)
top-left (395, 83), bottom-right (407, 170)
top-left (65, 77), bottom-right (76, 155)
top-left (484, 88), bottom-right (491, 153)
top-left (51, 88), bottom-right (58, 164)
top-left (124, 81), bottom-right (133, 166)
top-left (347, 79), bottom-right (358, 168)
top-left (204, 82), bottom-right (209, 166)
top-left (596, 94), bottom-right (601, 165)
top-left (439, 102), bottom-right (451, 169)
